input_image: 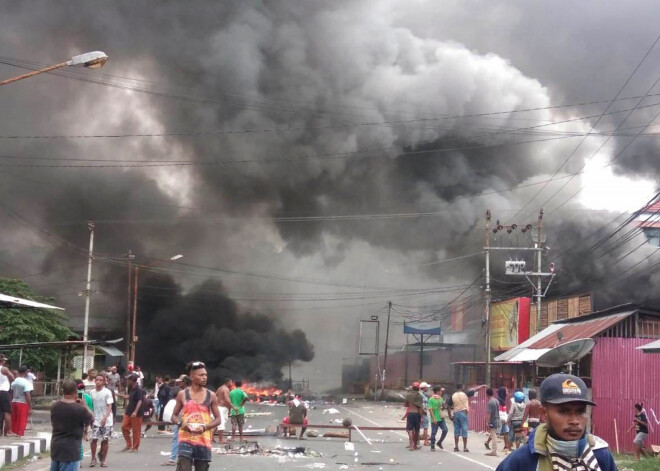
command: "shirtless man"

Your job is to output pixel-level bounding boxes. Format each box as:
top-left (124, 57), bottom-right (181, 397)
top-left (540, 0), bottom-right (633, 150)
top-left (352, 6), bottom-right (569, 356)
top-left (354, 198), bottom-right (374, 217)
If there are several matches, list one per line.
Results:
top-left (521, 389), bottom-right (543, 439)
top-left (171, 362), bottom-right (221, 471)
top-left (214, 378), bottom-right (237, 444)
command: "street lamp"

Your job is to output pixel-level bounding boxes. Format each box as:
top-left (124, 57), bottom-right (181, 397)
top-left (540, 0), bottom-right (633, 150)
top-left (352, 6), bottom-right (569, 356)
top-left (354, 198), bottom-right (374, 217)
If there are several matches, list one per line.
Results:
top-left (0, 51), bottom-right (108, 87)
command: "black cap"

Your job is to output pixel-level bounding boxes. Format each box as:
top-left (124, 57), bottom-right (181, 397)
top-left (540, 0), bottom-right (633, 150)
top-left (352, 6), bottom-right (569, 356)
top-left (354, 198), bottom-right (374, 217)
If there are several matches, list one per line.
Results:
top-left (540, 374), bottom-right (596, 406)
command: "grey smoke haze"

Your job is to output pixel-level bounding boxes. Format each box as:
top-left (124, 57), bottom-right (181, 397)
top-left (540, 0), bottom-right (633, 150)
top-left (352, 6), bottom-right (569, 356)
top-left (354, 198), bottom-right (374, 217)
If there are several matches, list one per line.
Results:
top-left (0, 1), bottom-right (658, 389)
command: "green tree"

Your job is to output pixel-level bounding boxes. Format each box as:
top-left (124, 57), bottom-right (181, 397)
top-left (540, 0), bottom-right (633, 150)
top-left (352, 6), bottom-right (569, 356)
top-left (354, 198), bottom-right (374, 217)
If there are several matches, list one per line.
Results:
top-left (0, 278), bottom-right (75, 375)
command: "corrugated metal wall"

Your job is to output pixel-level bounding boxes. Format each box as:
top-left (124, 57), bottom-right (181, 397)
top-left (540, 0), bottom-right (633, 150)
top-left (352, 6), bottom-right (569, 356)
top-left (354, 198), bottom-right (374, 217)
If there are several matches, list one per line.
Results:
top-left (591, 338), bottom-right (660, 453)
top-left (370, 346), bottom-right (476, 389)
top-left (467, 385), bottom-right (489, 433)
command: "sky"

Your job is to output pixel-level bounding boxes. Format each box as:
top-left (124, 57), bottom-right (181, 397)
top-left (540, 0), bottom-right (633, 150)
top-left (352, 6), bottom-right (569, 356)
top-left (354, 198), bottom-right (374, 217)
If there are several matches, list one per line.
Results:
top-left (0, 1), bottom-right (659, 390)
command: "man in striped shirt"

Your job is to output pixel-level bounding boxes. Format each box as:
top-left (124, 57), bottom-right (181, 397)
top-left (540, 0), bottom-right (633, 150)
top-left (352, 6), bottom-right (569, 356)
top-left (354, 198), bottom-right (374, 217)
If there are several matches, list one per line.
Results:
top-left (496, 374), bottom-right (617, 471)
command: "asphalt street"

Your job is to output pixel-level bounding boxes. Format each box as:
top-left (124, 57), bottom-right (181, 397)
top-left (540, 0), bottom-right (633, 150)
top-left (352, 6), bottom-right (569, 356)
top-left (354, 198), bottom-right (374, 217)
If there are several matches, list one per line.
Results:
top-left (20, 400), bottom-right (506, 471)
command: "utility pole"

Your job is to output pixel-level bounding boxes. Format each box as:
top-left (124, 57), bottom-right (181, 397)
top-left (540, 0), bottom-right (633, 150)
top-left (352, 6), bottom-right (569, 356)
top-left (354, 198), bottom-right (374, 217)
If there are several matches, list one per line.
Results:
top-left (484, 210), bottom-right (492, 385)
top-left (82, 221), bottom-right (95, 373)
top-left (125, 250), bottom-right (132, 363)
top-left (536, 209), bottom-right (544, 333)
top-left (381, 301), bottom-right (392, 397)
top-left (130, 266), bottom-right (139, 364)
top-left (419, 334), bottom-right (424, 379)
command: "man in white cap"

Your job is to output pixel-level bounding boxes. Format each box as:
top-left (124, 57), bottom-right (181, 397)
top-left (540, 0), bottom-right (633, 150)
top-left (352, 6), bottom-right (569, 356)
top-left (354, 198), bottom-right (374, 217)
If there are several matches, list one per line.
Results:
top-left (419, 382), bottom-right (432, 447)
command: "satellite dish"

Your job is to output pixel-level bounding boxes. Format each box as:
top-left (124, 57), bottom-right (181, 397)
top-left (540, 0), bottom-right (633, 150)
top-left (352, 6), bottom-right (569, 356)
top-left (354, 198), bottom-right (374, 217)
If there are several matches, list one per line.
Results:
top-left (536, 338), bottom-right (595, 372)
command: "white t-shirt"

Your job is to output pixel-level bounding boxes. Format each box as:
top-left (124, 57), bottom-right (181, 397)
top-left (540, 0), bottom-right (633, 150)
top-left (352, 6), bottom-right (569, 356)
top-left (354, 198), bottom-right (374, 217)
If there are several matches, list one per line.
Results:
top-left (83, 378), bottom-right (96, 391)
top-left (26, 372), bottom-right (36, 387)
top-left (90, 387), bottom-right (114, 427)
top-left (0, 370), bottom-right (9, 392)
top-left (136, 371), bottom-right (144, 388)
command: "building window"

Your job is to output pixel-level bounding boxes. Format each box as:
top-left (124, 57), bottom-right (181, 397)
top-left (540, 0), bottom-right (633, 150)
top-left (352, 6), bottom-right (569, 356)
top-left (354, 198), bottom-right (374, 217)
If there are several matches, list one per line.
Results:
top-left (643, 228), bottom-right (660, 247)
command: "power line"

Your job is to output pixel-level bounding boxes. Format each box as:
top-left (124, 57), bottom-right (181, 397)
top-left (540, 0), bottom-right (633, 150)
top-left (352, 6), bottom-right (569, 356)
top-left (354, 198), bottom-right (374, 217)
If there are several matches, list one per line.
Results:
top-left (507, 30), bottom-right (660, 223)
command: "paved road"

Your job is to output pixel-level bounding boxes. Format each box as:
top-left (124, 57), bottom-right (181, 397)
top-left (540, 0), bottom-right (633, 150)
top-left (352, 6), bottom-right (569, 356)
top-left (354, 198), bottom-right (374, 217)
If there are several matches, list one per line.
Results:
top-left (21, 400), bottom-right (507, 471)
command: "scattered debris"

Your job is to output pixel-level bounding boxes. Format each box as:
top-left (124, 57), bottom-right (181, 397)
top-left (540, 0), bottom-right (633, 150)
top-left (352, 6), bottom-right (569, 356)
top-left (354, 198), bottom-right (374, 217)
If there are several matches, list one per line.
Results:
top-left (342, 398), bottom-right (348, 404)
top-left (342, 418), bottom-right (353, 427)
top-left (344, 442), bottom-right (355, 452)
top-left (212, 442), bottom-right (321, 458)
top-left (322, 408), bottom-right (340, 415)
top-left (245, 412), bottom-right (272, 417)
top-left (307, 430), bottom-right (320, 438)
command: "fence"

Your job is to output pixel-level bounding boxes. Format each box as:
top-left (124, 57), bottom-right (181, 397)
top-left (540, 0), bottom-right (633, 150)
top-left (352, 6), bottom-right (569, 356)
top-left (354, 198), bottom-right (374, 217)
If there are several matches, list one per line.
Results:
top-left (32, 381), bottom-right (61, 397)
top-left (591, 338), bottom-right (660, 453)
top-left (466, 385), bottom-right (489, 433)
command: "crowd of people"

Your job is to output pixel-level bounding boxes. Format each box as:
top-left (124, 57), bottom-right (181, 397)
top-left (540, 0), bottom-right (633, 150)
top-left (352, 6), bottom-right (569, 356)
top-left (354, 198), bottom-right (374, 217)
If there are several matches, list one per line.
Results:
top-left (401, 373), bottom-right (652, 469)
top-left (49, 361), bottom-right (257, 471)
top-left (42, 363), bottom-right (651, 471)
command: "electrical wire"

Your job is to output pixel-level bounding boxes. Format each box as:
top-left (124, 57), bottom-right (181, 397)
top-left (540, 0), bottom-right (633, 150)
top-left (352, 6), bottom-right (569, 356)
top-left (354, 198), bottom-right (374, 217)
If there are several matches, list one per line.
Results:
top-left (507, 30), bottom-right (660, 223)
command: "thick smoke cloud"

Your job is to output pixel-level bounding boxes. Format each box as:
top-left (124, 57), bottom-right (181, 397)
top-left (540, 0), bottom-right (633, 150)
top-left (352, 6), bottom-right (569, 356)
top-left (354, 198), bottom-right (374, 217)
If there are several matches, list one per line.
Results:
top-left (0, 1), bottom-right (657, 389)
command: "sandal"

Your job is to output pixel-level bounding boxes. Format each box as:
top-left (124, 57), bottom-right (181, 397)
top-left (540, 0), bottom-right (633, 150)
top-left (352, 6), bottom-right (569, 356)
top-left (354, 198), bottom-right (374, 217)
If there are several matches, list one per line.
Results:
top-left (161, 461), bottom-right (176, 467)
top-left (90, 461), bottom-right (97, 468)
top-left (100, 463), bottom-right (108, 468)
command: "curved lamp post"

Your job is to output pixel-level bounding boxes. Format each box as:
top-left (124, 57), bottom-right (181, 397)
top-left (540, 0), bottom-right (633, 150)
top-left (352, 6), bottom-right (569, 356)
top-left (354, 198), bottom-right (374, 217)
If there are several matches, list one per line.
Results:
top-left (0, 51), bottom-right (108, 87)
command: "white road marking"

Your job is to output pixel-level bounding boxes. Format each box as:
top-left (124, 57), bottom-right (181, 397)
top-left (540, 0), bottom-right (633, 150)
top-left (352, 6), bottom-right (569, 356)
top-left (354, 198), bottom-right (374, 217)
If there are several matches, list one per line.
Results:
top-left (339, 406), bottom-right (495, 470)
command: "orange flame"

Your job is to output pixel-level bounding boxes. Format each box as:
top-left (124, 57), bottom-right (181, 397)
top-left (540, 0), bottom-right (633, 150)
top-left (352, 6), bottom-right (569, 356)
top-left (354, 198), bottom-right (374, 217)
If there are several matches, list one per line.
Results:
top-left (241, 383), bottom-right (283, 399)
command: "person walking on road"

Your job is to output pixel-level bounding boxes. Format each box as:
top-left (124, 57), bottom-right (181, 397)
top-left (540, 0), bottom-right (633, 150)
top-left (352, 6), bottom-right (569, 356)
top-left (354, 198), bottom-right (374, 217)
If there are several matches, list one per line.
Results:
top-left (497, 387), bottom-right (511, 452)
top-left (508, 391), bottom-right (526, 450)
top-left (157, 375), bottom-right (172, 433)
top-left (10, 365), bottom-right (32, 437)
top-left (402, 382), bottom-right (424, 451)
top-left (171, 362), bottom-right (221, 471)
top-left (496, 374), bottom-right (617, 471)
top-left (632, 402), bottom-right (649, 461)
top-left (50, 379), bottom-right (94, 471)
top-left (89, 374), bottom-right (114, 467)
top-left (521, 389), bottom-right (542, 437)
top-left (229, 380), bottom-right (249, 442)
top-left (120, 373), bottom-right (145, 452)
top-left (428, 386), bottom-right (448, 451)
top-left (449, 384), bottom-right (470, 452)
top-left (485, 388), bottom-right (501, 457)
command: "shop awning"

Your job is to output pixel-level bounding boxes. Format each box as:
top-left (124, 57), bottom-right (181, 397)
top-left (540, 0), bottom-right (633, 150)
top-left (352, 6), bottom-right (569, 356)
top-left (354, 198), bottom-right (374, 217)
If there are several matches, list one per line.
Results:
top-left (96, 345), bottom-right (124, 357)
top-left (637, 339), bottom-right (660, 353)
top-left (495, 310), bottom-right (637, 362)
top-left (0, 293), bottom-right (64, 310)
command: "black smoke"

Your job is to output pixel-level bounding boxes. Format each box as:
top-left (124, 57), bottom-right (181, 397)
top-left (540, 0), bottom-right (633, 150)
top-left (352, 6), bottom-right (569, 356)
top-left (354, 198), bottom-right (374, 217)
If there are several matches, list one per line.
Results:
top-left (136, 275), bottom-right (314, 384)
top-left (0, 1), bottom-right (658, 390)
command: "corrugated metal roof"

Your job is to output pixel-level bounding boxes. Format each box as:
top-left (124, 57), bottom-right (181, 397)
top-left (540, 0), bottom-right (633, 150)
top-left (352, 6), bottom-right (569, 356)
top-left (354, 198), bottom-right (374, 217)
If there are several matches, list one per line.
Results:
top-left (493, 323), bottom-right (562, 361)
top-left (494, 311), bottom-right (636, 362)
top-left (528, 311), bottom-right (633, 349)
top-left (642, 201), bottom-right (660, 213)
top-left (637, 338), bottom-right (660, 352)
